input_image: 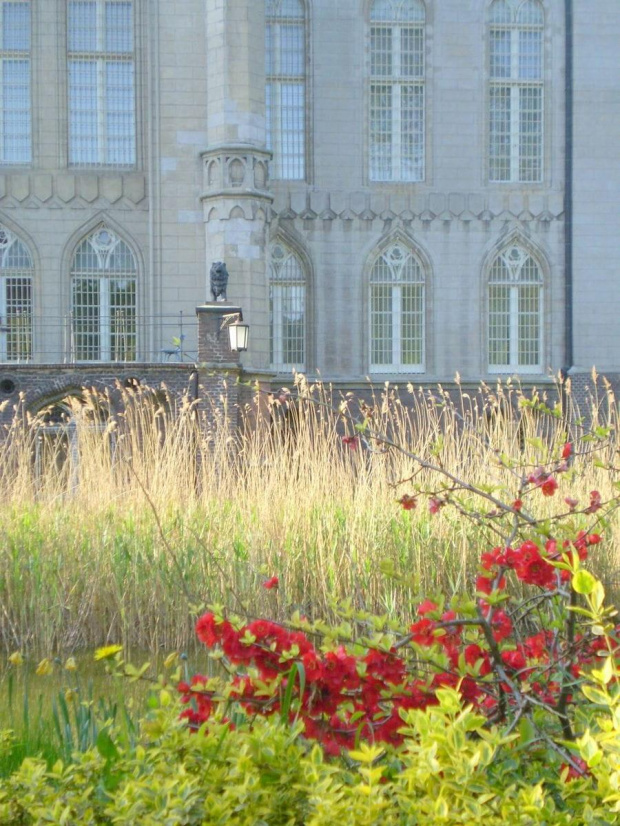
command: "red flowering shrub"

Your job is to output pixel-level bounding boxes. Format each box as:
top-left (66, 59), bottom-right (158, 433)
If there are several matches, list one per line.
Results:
top-left (179, 405), bottom-right (620, 780)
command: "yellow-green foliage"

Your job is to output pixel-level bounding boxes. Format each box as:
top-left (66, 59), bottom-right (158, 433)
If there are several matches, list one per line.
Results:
top-left (0, 688), bottom-right (617, 825)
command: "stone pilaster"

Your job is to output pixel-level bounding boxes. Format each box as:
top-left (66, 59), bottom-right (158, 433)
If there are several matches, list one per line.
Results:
top-left (201, 0), bottom-right (271, 372)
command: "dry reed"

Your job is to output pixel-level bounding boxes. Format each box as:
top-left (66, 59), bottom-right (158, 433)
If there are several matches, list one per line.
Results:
top-left (0, 373), bottom-right (618, 655)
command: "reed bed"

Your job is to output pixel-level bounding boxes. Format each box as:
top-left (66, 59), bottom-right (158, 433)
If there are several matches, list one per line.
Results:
top-left (0, 374), bottom-right (618, 655)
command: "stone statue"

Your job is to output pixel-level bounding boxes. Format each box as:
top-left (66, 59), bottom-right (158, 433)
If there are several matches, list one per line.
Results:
top-left (210, 261), bottom-right (229, 302)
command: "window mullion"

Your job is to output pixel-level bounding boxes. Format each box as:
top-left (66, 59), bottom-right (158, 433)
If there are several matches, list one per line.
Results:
top-left (96, 0), bottom-right (105, 52)
top-left (273, 286), bottom-right (283, 367)
top-left (392, 284), bottom-right (401, 367)
top-left (0, 276), bottom-right (5, 362)
top-left (392, 26), bottom-right (401, 180)
top-left (100, 277), bottom-right (110, 361)
top-left (509, 284), bottom-right (519, 369)
top-left (0, 60), bottom-right (4, 160)
top-left (97, 59), bottom-right (106, 164)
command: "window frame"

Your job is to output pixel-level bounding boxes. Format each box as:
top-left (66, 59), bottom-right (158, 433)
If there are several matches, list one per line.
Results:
top-left (368, 241), bottom-right (426, 375)
top-left (70, 226), bottom-right (138, 362)
top-left (0, 225), bottom-right (33, 362)
top-left (487, 243), bottom-right (544, 374)
top-left (269, 240), bottom-right (307, 374)
top-left (265, 0), bottom-right (308, 182)
top-left (368, 0), bottom-right (426, 183)
top-left (66, 0), bottom-right (137, 168)
top-left (487, 0), bottom-right (544, 184)
top-left (0, 0), bottom-right (32, 166)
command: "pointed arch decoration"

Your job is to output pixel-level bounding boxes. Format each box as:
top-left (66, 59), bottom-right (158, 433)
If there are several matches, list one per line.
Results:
top-left (269, 239), bottom-right (306, 373)
top-left (266, 0), bottom-right (307, 180)
top-left (369, 238), bottom-right (426, 373)
top-left (70, 225), bottom-right (137, 362)
top-left (487, 240), bottom-right (543, 373)
top-left (0, 223), bottom-right (33, 362)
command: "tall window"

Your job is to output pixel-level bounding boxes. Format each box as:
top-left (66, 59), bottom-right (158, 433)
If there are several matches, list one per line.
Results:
top-left (0, 225), bottom-right (32, 361)
top-left (489, 0), bottom-right (543, 182)
top-left (369, 0), bottom-right (425, 182)
top-left (71, 227), bottom-right (137, 361)
top-left (67, 0), bottom-right (136, 166)
top-left (370, 243), bottom-right (425, 373)
top-left (488, 244), bottom-right (543, 373)
top-left (0, 0), bottom-right (31, 164)
top-left (266, 0), bottom-right (305, 180)
top-left (269, 242), bottom-right (306, 372)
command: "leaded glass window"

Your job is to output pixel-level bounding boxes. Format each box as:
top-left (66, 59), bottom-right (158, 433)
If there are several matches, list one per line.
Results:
top-left (0, 0), bottom-right (31, 164)
top-left (370, 243), bottom-right (425, 373)
top-left (489, 0), bottom-right (543, 182)
top-left (71, 227), bottom-right (137, 361)
top-left (68, 0), bottom-right (136, 166)
top-left (488, 244), bottom-right (543, 372)
top-left (269, 242), bottom-right (306, 372)
top-left (266, 0), bottom-right (306, 180)
top-left (369, 0), bottom-right (425, 182)
top-left (0, 224), bottom-right (32, 361)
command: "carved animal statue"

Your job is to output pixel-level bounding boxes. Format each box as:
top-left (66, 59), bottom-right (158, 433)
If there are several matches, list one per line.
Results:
top-left (210, 261), bottom-right (229, 302)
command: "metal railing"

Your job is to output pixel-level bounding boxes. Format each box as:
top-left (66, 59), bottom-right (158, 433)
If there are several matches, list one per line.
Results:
top-left (0, 312), bottom-right (199, 365)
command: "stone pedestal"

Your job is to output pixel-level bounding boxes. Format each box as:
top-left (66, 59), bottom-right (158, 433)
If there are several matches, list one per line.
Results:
top-left (195, 302), bottom-right (244, 438)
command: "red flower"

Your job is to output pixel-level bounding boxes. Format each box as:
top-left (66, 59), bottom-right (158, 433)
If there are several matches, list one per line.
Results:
top-left (564, 497), bottom-right (579, 511)
top-left (464, 644), bottom-right (492, 676)
top-left (417, 599), bottom-right (439, 616)
top-left (501, 649), bottom-right (526, 673)
top-left (562, 443), bottom-right (572, 460)
top-left (263, 576), bottom-right (279, 590)
top-left (561, 758), bottom-right (589, 781)
top-left (518, 555), bottom-right (556, 588)
top-left (398, 494), bottom-right (417, 510)
top-left (541, 476), bottom-right (558, 497)
top-left (196, 613), bottom-right (226, 648)
top-left (476, 575), bottom-right (494, 595)
top-left (512, 499), bottom-right (523, 511)
top-left (482, 607), bottom-right (512, 642)
top-left (585, 490), bottom-right (602, 514)
top-left (428, 497), bottom-right (444, 515)
top-left (410, 618), bottom-right (437, 646)
top-left (342, 435), bottom-right (359, 450)
top-left (481, 546), bottom-right (509, 570)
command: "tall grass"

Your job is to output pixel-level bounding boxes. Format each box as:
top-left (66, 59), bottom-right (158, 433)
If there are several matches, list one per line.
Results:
top-left (0, 374), bottom-right (618, 654)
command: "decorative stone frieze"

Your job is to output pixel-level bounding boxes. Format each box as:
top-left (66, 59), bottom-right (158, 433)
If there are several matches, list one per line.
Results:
top-left (200, 145), bottom-right (273, 208)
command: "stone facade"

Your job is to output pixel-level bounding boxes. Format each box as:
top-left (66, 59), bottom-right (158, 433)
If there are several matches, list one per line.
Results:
top-left (0, 1), bottom-right (617, 415)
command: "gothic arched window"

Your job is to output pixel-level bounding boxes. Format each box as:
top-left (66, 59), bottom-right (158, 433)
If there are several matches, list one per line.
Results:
top-left (266, 0), bottom-right (306, 180)
top-left (369, 0), bottom-right (425, 182)
top-left (489, 0), bottom-right (544, 182)
top-left (369, 242), bottom-right (425, 373)
top-left (71, 226), bottom-right (137, 361)
top-left (0, 225), bottom-right (32, 361)
top-left (488, 243), bottom-right (543, 372)
top-left (269, 241), bottom-right (306, 372)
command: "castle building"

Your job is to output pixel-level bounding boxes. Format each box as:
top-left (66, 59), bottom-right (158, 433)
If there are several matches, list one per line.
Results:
top-left (0, 0), bottom-right (617, 401)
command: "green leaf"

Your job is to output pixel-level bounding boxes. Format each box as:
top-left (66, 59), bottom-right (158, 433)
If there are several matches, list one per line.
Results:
top-left (581, 685), bottom-right (610, 705)
top-left (572, 570), bottom-right (596, 595)
top-left (96, 729), bottom-right (120, 763)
